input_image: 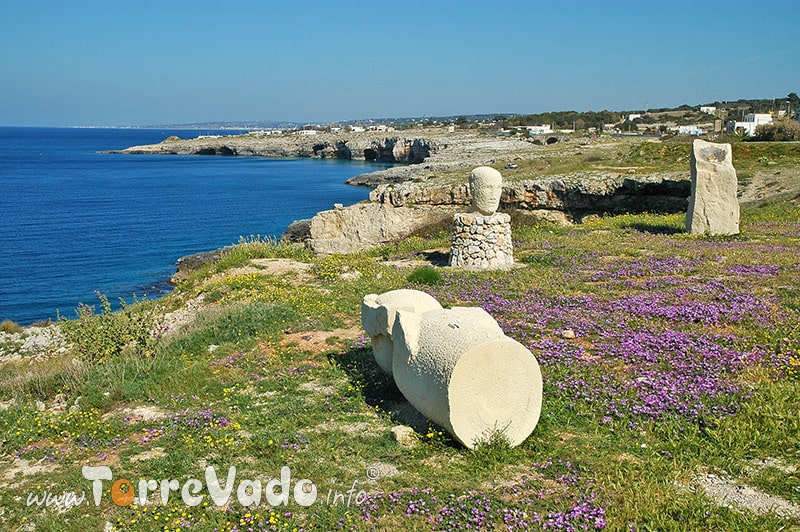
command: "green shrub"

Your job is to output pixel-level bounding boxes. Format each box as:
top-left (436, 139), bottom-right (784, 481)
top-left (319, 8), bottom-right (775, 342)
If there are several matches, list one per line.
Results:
top-left (0, 320), bottom-right (23, 334)
top-left (406, 266), bottom-right (443, 286)
top-left (60, 292), bottom-right (161, 363)
top-left (214, 235), bottom-right (312, 271)
top-left (159, 301), bottom-right (296, 358)
top-left (752, 117), bottom-right (800, 141)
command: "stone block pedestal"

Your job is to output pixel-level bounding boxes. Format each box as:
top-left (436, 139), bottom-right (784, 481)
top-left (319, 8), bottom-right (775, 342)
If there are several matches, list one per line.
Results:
top-left (449, 212), bottom-right (514, 270)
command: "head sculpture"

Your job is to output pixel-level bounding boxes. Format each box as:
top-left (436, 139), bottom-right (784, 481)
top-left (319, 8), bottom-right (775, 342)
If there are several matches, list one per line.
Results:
top-left (469, 166), bottom-right (503, 215)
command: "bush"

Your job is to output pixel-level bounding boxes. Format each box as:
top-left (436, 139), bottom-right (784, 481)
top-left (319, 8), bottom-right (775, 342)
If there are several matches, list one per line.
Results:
top-left (0, 320), bottom-right (23, 334)
top-left (406, 266), bottom-right (443, 286)
top-left (752, 117), bottom-right (800, 141)
top-left (60, 292), bottom-right (162, 363)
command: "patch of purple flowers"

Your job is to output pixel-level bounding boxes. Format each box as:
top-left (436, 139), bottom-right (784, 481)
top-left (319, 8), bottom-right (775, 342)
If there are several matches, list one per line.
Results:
top-left (351, 461), bottom-right (606, 531)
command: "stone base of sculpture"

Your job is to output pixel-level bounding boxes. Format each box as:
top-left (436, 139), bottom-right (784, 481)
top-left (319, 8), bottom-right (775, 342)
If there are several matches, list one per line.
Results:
top-left (449, 212), bottom-right (514, 270)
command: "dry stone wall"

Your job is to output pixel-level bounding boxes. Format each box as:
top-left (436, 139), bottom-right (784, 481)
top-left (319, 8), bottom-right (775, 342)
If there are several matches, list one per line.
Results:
top-left (449, 213), bottom-right (514, 269)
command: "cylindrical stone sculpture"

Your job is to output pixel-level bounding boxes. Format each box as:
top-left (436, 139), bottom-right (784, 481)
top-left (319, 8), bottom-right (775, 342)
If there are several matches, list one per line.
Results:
top-left (361, 289), bottom-right (442, 375)
top-left (469, 166), bottom-right (503, 215)
top-left (391, 307), bottom-right (543, 449)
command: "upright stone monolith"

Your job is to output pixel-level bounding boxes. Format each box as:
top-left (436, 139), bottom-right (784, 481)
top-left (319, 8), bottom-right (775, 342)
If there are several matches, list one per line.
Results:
top-left (686, 139), bottom-right (740, 235)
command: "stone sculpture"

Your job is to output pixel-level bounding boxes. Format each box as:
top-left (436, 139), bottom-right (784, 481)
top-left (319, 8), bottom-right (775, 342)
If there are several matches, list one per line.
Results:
top-left (469, 166), bottom-right (503, 215)
top-left (449, 166), bottom-right (514, 269)
top-left (361, 290), bottom-right (543, 449)
top-left (361, 289), bottom-right (442, 375)
top-left (686, 139), bottom-right (740, 235)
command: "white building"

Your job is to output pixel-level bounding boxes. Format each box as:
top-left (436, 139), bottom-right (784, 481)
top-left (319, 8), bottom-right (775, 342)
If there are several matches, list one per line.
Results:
top-left (700, 106), bottom-right (717, 115)
top-left (297, 129), bottom-right (318, 136)
top-left (527, 124), bottom-right (553, 135)
top-left (678, 125), bottom-right (705, 136)
top-left (628, 113), bottom-right (642, 121)
top-left (727, 113), bottom-right (772, 136)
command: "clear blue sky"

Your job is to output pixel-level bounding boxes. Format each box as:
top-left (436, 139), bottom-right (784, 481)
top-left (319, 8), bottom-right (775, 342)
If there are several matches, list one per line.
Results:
top-left (1, 0), bottom-right (797, 126)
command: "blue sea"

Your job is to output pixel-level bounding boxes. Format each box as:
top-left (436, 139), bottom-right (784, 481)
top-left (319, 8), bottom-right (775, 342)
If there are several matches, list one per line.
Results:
top-left (0, 127), bottom-right (384, 325)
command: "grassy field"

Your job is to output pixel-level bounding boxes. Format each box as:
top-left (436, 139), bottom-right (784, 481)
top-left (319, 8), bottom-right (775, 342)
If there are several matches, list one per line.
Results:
top-left (1, 195), bottom-right (799, 530)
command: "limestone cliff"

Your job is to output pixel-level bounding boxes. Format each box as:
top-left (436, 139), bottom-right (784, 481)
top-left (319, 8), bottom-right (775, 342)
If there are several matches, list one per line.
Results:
top-left (369, 174), bottom-right (689, 215)
top-left (283, 174), bottom-right (689, 255)
top-left (112, 133), bottom-right (436, 164)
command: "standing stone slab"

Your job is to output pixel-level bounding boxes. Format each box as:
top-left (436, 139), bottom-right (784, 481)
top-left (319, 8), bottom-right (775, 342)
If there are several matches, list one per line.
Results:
top-left (686, 139), bottom-right (740, 235)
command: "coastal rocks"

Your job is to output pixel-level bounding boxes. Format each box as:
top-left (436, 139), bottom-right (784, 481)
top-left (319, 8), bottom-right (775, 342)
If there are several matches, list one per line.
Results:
top-left (307, 203), bottom-right (456, 255)
top-left (364, 138), bottom-right (434, 163)
top-left (501, 174), bottom-right (690, 214)
top-left (115, 134), bottom-right (436, 163)
top-left (371, 182), bottom-right (471, 207)
top-left (0, 324), bottom-right (67, 361)
top-left (449, 212), bottom-right (514, 270)
top-left (172, 247), bottom-right (233, 284)
top-left (686, 139), bottom-right (740, 235)
top-left (281, 219), bottom-right (312, 244)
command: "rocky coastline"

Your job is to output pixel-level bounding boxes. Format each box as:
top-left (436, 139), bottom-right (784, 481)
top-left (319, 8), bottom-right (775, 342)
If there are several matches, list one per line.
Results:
top-left (107, 131), bottom-right (437, 166)
top-left (114, 129), bottom-right (694, 263)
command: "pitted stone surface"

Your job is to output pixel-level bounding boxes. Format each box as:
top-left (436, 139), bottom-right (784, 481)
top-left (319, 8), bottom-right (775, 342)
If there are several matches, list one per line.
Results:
top-left (686, 139), bottom-right (740, 235)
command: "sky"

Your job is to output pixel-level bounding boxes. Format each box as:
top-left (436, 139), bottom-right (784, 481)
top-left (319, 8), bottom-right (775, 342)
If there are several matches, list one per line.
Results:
top-left (1, 0), bottom-right (797, 127)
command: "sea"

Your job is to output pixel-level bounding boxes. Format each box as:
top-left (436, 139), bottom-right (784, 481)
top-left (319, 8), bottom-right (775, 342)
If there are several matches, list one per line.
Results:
top-left (0, 127), bottom-right (386, 326)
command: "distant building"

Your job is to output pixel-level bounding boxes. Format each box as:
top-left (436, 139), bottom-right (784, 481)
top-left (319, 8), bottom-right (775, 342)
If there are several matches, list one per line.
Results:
top-left (678, 125), bottom-right (705, 135)
top-left (727, 113), bottom-right (772, 136)
top-left (350, 126), bottom-right (366, 133)
top-left (297, 129), bottom-right (318, 136)
top-left (700, 106), bottom-right (717, 115)
top-left (627, 113), bottom-right (642, 121)
top-left (527, 124), bottom-right (553, 135)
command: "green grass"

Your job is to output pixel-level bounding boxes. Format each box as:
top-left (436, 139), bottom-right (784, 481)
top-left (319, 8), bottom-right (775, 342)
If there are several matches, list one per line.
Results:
top-left (1, 197), bottom-right (799, 530)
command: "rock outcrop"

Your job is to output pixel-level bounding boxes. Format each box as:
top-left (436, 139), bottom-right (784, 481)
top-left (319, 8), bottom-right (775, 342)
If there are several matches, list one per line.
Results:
top-left (307, 203), bottom-right (456, 255)
top-left (172, 247), bottom-right (233, 284)
top-left (369, 174), bottom-right (690, 216)
top-left (290, 173), bottom-right (690, 256)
